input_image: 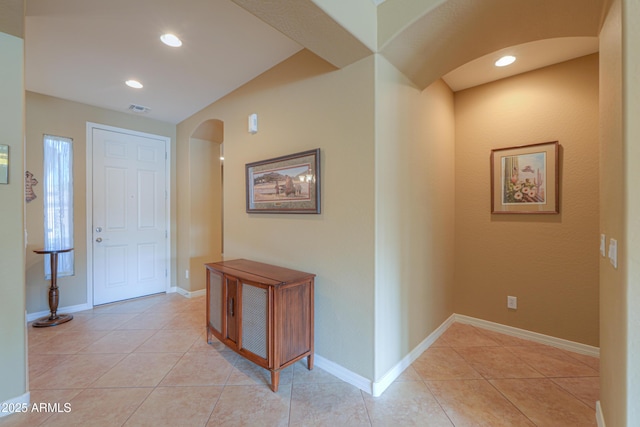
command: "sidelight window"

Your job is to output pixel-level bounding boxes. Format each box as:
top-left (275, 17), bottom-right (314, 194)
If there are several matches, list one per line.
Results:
top-left (43, 134), bottom-right (74, 278)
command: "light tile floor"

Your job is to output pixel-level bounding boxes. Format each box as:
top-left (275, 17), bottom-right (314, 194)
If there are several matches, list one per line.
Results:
top-left (1, 293), bottom-right (599, 426)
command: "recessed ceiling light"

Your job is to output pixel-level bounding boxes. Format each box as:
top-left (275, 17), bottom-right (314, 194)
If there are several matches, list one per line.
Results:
top-left (495, 55), bottom-right (516, 67)
top-left (125, 79), bottom-right (143, 89)
top-left (160, 33), bottom-right (182, 47)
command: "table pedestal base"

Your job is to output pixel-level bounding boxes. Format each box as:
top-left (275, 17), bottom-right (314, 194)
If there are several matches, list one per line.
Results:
top-left (33, 313), bottom-right (73, 328)
top-left (32, 248), bottom-right (75, 328)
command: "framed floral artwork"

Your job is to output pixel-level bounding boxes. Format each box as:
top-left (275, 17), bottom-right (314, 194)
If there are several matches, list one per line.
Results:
top-left (490, 141), bottom-right (559, 214)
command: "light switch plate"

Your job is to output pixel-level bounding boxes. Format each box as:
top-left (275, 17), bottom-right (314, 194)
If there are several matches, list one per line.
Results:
top-left (608, 238), bottom-right (618, 269)
top-left (248, 113), bottom-right (258, 134)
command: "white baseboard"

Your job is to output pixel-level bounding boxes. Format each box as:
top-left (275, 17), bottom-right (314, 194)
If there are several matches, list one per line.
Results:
top-left (454, 314), bottom-right (600, 357)
top-left (175, 287), bottom-right (206, 298)
top-left (314, 354), bottom-right (372, 394)
top-left (313, 314), bottom-right (456, 397)
top-left (0, 392), bottom-right (30, 418)
top-left (26, 287), bottom-right (205, 321)
top-left (596, 401), bottom-right (605, 427)
top-left (314, 314), bottom-right (599, 398)
top-left (371, 314), bottom-right (456, 397)
top-left (26, 303), bottom-right (92, 323)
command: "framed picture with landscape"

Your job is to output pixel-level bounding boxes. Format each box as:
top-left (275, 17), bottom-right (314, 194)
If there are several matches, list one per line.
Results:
top-left (246, 148), bottom-right (320, 214)
top-left (490, 141), bottom-right (559, 214)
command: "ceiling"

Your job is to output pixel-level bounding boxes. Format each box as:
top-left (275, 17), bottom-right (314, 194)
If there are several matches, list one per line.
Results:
top-left (442, 37), bottom-right (598, 92)
top-left (25, 0), bottom-right (599, 125)
top-left (25, 0), bottom-right (303, 124)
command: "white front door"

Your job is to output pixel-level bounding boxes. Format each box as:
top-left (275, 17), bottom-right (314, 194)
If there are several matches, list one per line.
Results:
top-left (91, 126), bottom-right (168, 305)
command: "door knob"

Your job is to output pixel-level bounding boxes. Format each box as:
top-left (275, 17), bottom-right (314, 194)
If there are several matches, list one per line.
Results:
top-left (96, 237), bottom-right (102, 243)
top-left (95, 227), bottom-right (102, 232)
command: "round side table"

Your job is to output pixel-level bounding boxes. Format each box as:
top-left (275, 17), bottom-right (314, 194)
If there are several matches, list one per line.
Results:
top-left (32, 248), bottom-right (74, 327)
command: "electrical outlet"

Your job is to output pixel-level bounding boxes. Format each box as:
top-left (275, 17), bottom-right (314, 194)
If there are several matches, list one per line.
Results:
top-left (507, 296), bottom-right (517, 309)
top-left (185, 269), bottom-right (189, 279)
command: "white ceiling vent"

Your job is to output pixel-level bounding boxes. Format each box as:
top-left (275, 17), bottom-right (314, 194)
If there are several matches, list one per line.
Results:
top-left (128, 104), bottom-right (151, 114)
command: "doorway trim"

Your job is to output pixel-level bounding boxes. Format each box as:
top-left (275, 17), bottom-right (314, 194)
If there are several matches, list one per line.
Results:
top-left (85, 122), bottom-right (171, 307)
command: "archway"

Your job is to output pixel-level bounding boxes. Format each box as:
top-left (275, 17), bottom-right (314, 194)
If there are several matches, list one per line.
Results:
top-left (188, 118), bottom-right (224, 291)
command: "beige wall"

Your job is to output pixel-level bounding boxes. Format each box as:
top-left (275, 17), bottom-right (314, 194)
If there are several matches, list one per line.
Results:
top-left (599, 0), bottom-right (640, 424)
top-left (374, 55), bottom-right (455, 380)
top-left (0, 0), bottom-right (23, 39)
top-left (0, 7), bottom-right (27, 404)
top-left (25, 92), bottom-right (176, 313)
top-left (178, 49), bottom-right (377, 378)
top-left (623, 0), bottom-right (640, 420)
top-left (188, 137), bottom-right (223, 291)
top-left (454, 54), bottom-right (600, 346)
top-left (174, 42), bottom-right (602, 387)
top-left (177, 48), bottom-right (457, 382)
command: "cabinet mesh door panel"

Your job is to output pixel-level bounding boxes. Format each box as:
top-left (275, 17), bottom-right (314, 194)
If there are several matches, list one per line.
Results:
top-left (209, 273), bottom-right (222, 332)
top-left (241, 283), bottom-right (267, 359)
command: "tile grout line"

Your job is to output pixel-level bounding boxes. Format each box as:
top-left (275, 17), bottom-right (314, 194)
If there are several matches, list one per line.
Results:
top-left (17, 296), bottom-right (598, 426)
top-left (485, 378), bottom-right (538, 426)
top-left (421, 378), bottom-right (458, 427)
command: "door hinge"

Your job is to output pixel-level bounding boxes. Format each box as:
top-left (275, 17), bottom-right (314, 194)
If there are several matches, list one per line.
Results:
top-left (165, 269), bottom-right (168, 278)
top-left (165, 230), bottom-right (168, 238)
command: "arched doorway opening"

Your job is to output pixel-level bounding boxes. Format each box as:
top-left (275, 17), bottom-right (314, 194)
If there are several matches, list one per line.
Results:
top-left (187, 118), bottom-right (224, 291)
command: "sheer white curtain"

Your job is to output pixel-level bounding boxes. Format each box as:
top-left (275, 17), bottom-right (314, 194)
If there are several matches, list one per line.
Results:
top-left (43, 134), bottom-right (74, 278)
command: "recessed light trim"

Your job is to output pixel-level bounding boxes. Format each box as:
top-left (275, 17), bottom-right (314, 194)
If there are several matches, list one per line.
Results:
top-left (125, 79), bottom-right (143, 89)
top-left (160, 33), bottom-right (182, 47)
top-left (495, 55), bottom-right (516, 67)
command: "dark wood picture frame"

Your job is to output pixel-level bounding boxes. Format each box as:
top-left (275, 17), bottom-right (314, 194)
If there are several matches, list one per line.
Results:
top-left (246, 148), bottom-right (320, 214)
top-left (491, 141), bottom-right (559, 214)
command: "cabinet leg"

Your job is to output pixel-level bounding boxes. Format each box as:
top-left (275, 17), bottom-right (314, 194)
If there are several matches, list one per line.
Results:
top-left (307, 354), bottom-right (314, 370)
top-left (270, 370), bottom-right (280, 392)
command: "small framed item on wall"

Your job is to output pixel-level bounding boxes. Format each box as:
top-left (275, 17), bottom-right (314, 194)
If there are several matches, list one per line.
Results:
top-left (246, 148), bottom-right (320, 214)
top-left (490, 141), bottom-right (559, 214)
top-left (0, 144), bottom-right (8, 184)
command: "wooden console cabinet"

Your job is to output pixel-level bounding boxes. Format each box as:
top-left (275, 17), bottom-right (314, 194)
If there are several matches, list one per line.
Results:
top-left (205, 259), bottom-right (315, 391)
